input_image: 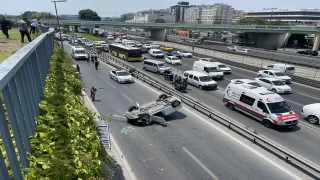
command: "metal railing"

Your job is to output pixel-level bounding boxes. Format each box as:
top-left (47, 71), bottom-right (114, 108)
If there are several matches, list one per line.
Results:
top-left (0, 29), bottom-right (54, 179)
top-left (84, 47), bottom-right (320, 179)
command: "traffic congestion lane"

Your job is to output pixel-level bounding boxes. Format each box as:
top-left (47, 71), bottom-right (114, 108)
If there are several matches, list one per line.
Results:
top-left (142, 52), bottom-right (320, 108)
top-left (114, 53), bottom-right (320, 166)
top-left (75, 55), bottom-right (311, 180)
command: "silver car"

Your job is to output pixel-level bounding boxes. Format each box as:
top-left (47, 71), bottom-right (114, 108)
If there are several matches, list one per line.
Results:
top-left (142, 59), bottom-right (171, 74)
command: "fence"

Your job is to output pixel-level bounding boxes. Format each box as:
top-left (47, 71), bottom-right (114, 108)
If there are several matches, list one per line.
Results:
top-left (0, 29), bottom-right (54, 179)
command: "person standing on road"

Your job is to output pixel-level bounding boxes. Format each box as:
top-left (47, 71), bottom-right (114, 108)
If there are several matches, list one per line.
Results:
top-left (0, 17), bottom-right (11, 39)
top-left (30, 19), bottom-right (39, 34)
top-left (18, 18), bottom-right (32, 43)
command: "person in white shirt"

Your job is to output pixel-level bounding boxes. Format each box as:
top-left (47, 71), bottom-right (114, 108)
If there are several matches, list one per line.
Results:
top-left (30, 19), bottom-right (39, 34)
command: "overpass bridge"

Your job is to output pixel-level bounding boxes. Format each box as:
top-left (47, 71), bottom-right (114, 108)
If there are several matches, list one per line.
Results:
top-left (28, 19), bottom-right (320, 50)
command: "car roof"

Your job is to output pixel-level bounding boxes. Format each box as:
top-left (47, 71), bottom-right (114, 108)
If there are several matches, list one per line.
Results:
top-left (231, 79), bottom-right (255, 84)
top-left (150, 49), bottom-right (162, 51)
top-left (263, 69), bottom-right (283, 73)
top-left (115, 69), bottom-right (129, 73)
top-left (271, 64), bottom-right (295, 67)
top-left (184, 70), bottom-right (209, 77)
top-left (144, 59), bottom-right (165, 64)
top-left (73, 47), bottom-right (85, 50)
top-left (195, 61), bottom-right (219, 66)
top-left (168, 56), bottom-right (179, 58)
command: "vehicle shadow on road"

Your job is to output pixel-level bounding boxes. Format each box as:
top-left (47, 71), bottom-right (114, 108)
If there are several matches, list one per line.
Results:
top-left (273, 125), bottom-right (301, 133)
top-left (165, 111), bottom-right (187, 122)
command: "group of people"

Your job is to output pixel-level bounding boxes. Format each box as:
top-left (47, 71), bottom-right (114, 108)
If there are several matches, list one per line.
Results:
top-left (0, 16), bottom-right (40, 43)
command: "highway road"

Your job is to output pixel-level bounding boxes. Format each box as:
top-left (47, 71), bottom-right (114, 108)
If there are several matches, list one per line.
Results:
top-left (166, 35), bottom-right (320, 67)
top-left (84, 39), bottom-right (320, 169)
top-left (64, 43), bottom-right (312, 180)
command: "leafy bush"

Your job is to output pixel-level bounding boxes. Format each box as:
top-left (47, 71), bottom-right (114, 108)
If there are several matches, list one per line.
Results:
top-left (22, 47), bottom-right (113, 179)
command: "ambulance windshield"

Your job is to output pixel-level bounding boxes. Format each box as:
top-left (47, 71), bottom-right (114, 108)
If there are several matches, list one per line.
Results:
top-left (267, 101), bottom-right (290, 114)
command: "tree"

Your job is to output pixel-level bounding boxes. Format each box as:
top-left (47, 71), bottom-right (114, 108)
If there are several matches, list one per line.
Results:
top-left (21, 11), bottom-right (56, 19)
top-left (269, 20), bottom-right (288, 26)
top-left (78, 9), bottom-right (101, 21)
top-left (155, 19), bottom-right (166, 23)
top-left (238, 17), bottom-right (268, 25)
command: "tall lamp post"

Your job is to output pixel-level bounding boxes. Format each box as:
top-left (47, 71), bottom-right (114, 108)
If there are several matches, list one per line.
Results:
top-left (192, 17), bottom-right (200, 52)
top-left (52, 0), bottom-right (67, 49)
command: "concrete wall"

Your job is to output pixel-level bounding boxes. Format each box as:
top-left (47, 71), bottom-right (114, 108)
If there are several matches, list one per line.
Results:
top-left (247, 32), bottom-right (291, 49)
top-left (150, 29), bottom-right (168, 41)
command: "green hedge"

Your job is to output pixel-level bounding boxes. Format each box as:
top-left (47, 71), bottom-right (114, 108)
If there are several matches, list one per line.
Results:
top-left (20, 47), bottom-right (114, 179)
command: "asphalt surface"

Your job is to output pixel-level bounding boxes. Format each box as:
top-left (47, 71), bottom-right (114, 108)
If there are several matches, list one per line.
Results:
top-left (64, 43), bottom-right (312, 180)
top-left (93, 46), bottom-right (320, 167)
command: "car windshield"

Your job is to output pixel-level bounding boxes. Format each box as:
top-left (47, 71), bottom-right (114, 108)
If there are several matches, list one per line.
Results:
top-left (155, 51), bottom-right (163, 54)
top-left (136, 45), bottom-right (143, 47)
top-left (117, 71), bottom-right (130, 76)
top-left (287, 67), bottom-right (295, 70)
top-left (158, 63), bottom-right (168, 68)
top-left (267, 101), bottom-right (291, 114)
top-left (207, 67), bottom-right (220, 72)
top-left (218, 65), bottom-right (227, 68)
top-left (205, 58), bottom-right (217, 62)
top-left (199, 76), bottom-right (212, 82)
top-left (75, 50), bottom-right (85, 54)
top-left (145, 44), bottom-right (151, 46)
top-left (274, 72), bottom-right (285, 76)
top-left (272, 80), bottom-right (285, 86)
top-left (171, 57), bottom-right (179, 60)
top-left (247, 82), bottom-right (261, 87)
top-left (100, 42), bottom-right (107, 45)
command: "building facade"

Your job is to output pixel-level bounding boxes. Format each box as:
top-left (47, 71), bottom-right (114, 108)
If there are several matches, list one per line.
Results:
top-left (232, 10), bottom-right (246, 24)
top-left (184, 3), bottom-right (234, 24)
top-left (246, 9), bottom-right (320, 25)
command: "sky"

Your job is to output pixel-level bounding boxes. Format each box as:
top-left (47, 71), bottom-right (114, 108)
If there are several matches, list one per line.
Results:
top-left (1, 0), bottom-right (320, 17)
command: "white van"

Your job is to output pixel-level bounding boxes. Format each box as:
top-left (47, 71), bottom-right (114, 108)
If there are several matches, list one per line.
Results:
top-left (149, 49), bottom-right (164, 58)
top-left (223, 82), bottom-right (299, 128)
top-left (143, 59), bottom-right (171, 74)
top-left (263, 64), bottom-right (295, 76)
top-left (183, 70), bottom-right (218, 90)
top-left (193, 61), bottom-right (224, 80)
top-left (71, 47), bottom-right (89, 60)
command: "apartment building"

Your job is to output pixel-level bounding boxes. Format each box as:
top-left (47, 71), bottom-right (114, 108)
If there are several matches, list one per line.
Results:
top-left (184, 3), bottom-right (234, 24)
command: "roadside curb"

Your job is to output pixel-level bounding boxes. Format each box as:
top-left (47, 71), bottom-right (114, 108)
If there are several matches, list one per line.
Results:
top-left (81, 90), bottom-right (137, 180)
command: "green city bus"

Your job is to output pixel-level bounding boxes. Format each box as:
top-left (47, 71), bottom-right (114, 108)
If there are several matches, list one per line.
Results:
top-left (109, 44), bottom-right (143, 61)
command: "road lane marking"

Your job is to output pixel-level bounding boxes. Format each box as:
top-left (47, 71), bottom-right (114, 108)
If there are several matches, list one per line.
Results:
top-left (122, 93), bottom-right (134, 103)
top-left (294, 92), bottom-right (320, 101)
top-left (285, 99), bottom-right (304, 106)
top-left (108, 82), bottom-right (116, 88)
top-left (97, 74), bottom-right (103, 78)
top-left (182, 147), bottom-right (219, 180)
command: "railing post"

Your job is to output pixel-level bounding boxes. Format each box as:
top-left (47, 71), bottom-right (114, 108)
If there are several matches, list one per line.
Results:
top-left (0, 143), bottom-right (10, 180)
top-left (2, 85), bottom-right (30, 169)
top-left (0, 99), bottom-right (23, 180)
top-left (24, 61), bottom-right (40, 116)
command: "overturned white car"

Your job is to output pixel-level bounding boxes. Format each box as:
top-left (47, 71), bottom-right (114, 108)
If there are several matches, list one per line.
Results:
top-left (124, 94), bottom-right (182, 126)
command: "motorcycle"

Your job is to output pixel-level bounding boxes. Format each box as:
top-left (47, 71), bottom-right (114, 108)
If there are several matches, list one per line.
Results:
top-left (173, 78), bottom-right (187, 93)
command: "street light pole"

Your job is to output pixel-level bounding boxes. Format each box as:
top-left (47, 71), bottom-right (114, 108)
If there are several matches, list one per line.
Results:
top-left (52, 0), bottom-right (67, 49)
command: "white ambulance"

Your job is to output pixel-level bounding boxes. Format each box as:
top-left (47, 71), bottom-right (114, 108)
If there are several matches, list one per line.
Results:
top-left (223, 81), bottom-right (299, 128)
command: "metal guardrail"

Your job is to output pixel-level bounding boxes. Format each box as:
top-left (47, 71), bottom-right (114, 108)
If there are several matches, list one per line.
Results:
top-left (166, 36), bottom-right (320, 69)
top-left (0, 29), bottom-right (54, 179)
top-left (84, 47), bottom-right (320, 179)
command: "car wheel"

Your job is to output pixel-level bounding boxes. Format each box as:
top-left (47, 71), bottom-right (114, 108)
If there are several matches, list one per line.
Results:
top-left (158, 94), bottom-right (168, 100)
top-left (143, 67), bottom-right (147, 71)
top-left (258, 75), bottom-right (262, 78)
top-left (226, 102), bottom-right (235, 110)
top-left (263, 120), bottom-right (273, 128)
top-left (128, 106), bottom-right (138, 112)
top-left (271, 89), bottom-right (277, 93)
top-left (307, 115), bottom-right (319, 124)
top-left (140, 113), bottom-right (151, 124)
top-left (157, 71), bottom-right (161, 75)
top-left (199, 85), bottom-right (203, 90)
top-left (117, 79), bottom-right (120, 83)
top-left (171, 100), bottom-right (181, 108)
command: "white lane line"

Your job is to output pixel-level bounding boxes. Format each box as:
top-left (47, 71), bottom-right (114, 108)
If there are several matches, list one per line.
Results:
top-left (294, 91), bottom-right (320, 101)
top-left (107, 82), bottom-right (116, 88)
top-left (182, 147), bottom-right (219, 180)
top-left (285, 99), bottom-right (304, 106)
top-left (122, 93), bottom-right (134, 103)
top-left (131, 74), bottom-right (305, 180)
top-left (97, 74), bottom-right (103, 78)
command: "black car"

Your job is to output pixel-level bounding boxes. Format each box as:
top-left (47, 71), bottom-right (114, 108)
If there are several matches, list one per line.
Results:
top-left (167, 51), bottom-right (182, 59)
top-left (297, 50), bottom-right (318, 56)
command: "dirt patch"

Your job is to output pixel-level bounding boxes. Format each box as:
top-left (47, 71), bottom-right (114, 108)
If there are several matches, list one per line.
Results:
top-left (0, 40), bottom-right (25, 53)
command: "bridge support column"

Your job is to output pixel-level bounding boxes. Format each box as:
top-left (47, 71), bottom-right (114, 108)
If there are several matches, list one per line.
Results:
top-left (74, 25), bottom-right (79, 33)
top-left (247, 32), bottom-right (291, 50)
top-left (312, 33), bottom-right (320, 51)
top-left (150, 29), bottom-right (168, 41)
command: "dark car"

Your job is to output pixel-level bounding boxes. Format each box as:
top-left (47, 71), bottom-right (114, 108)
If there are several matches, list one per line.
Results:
top-left (167, 51), bottom-right (182, 59)
top-left (297, 50), bottom-right (318, 56)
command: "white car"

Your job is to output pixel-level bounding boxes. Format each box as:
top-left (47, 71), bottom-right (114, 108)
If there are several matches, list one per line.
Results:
top-left (107, 35), bottom-right (114, 40)
top-left (215, 63), bottom-right (232, 74)
top-left (165, 56), bottom-right (181, 65)
top-left (109, 70), bottom-right (134, 84)
top-left (177, 50), bottom-right (192, 57)
top-left (151, 44), bottom-right (160, 49)
top-left (85, 41), bottom-right (94, 47)
top-left (301, 103), bottom-right (320, 124)
top-left (254, 78), bottom-right (292, 94)
top-left (115, 38), bottom-right (122, 43)
top-left (143, 44), bottom-right (152, 50)
top-left (257, 70), bottom-right (292, 84)
top-left (199, 58), bottom-right (218, 63)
